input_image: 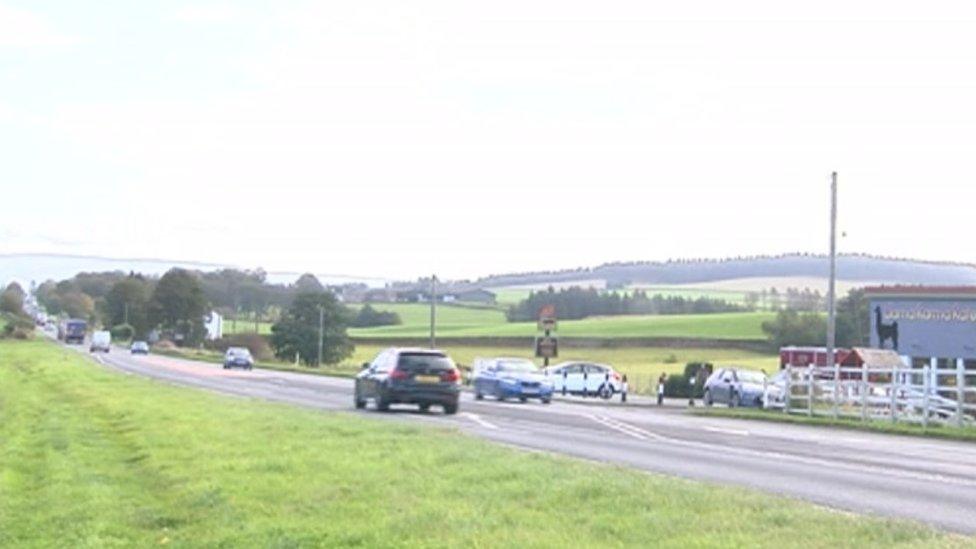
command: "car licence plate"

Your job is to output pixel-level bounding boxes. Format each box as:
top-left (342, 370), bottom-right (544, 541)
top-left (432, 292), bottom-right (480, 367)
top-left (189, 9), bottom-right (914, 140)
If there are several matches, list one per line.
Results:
top-left (416, 375), bottom-right (440, 384)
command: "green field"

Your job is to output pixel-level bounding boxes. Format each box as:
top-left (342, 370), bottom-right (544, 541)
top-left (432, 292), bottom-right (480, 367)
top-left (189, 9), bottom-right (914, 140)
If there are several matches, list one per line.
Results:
top-left (349, 307), bottom-right (773, 340)
top-left (226, 303), bottom-right (772, 341)
top-left (1, 339), bottom-right (962, 547)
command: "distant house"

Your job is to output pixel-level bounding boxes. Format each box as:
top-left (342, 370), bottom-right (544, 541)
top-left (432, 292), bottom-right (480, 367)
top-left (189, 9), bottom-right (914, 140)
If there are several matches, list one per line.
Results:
top-left (395, 287), bottom-right (496, 304)
top-left (204, 311), bottom-right (223, 341)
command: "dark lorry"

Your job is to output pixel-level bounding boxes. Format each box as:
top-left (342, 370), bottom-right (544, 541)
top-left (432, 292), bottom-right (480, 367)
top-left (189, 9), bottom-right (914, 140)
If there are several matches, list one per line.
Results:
top-left (59, 319), bottom-right (88, 344)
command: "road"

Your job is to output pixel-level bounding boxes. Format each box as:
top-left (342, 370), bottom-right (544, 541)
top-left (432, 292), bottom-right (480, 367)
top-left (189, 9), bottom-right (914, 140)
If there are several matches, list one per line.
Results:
top-left (82, 346), bottom-right (976, 534)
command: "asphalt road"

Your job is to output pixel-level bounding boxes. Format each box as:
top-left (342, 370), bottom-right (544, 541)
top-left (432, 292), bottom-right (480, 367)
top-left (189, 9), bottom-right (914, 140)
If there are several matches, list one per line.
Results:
top-left (79, 346), bottom-right (976, 534)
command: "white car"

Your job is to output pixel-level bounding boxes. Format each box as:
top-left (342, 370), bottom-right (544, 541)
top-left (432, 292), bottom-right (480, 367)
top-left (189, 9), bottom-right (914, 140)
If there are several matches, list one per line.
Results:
top-left (543, 361), bottom-right (622, 399)
top-left (90, 330), bottom-right (111, 353)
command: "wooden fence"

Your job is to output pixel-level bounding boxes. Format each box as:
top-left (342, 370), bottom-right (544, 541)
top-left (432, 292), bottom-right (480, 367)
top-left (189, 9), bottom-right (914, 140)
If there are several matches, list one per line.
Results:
top-left (778, 363), bottom-right (976, 427)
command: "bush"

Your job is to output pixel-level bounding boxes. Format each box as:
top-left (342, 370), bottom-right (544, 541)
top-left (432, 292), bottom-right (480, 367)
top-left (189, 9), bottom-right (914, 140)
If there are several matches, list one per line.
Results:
top-left (111, 323), bottom-right (135, 341)
top-left (153, 339), bottom-right (177, 351)
top-left (206, 333), bottom-right (273, 361)
top-left (663, 353), bottom-right (678, 364)
top-left (2, 314), bottom-right (35, 339)
top-left (664, 362), bottom-right (713, 398)
top-left (350, 304), bottom-right (401, 328)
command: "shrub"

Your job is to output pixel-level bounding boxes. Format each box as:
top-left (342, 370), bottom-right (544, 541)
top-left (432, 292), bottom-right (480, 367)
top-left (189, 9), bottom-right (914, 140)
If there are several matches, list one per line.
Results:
top-left (350, 304), bottom-right (401, 328)
top-left (153, 339), bottom-right (177, 351)
top-left (111, 323), bottom-right (135, 341)
top-left (2, 314), bottom-right (35, 339)
top-left (663, 353), bottom-right (678, 364)
top-left (663, 362), bottom-right (713, 398)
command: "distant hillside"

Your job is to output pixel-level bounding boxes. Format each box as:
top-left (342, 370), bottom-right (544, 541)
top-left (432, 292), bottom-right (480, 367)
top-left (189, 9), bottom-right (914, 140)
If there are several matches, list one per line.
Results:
top-left (0, 253), bottom-right (383, 288)
top-left (474, 254), bottom-right (976, 289)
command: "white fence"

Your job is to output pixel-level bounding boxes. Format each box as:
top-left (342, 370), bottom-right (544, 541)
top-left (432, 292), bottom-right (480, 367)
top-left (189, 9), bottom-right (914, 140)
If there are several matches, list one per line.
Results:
top-left (779, 363), bottom-right (976, 428)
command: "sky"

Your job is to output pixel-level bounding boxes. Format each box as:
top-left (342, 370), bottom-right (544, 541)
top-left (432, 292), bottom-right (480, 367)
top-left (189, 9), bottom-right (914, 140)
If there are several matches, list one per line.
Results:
top-left (3, 1), bottom-right (976, 281)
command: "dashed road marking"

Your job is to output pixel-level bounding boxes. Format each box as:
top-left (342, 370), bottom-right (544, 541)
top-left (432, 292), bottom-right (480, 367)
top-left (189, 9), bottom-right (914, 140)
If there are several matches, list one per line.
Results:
top-left (463, 412), bottom-right (499, 430)
top-left (703, 426), bottom-right (750, 436)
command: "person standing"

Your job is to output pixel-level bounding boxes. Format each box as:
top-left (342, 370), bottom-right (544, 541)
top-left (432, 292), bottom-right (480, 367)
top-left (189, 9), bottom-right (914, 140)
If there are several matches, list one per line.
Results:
top-left (620, 374), bottom-right (628, 403)
top-left (657, 373), bottom-right (667, 406)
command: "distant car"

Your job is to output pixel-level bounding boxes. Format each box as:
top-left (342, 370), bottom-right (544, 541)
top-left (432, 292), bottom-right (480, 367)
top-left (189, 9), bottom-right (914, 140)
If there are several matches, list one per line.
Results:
top-left (223, 347), bottom-right (253, 370)
top-left (130, 341), bottom-right (150, 355)
top-left (89, 330), bottom-right (111, 353)
top-left (355, 348), bottom-right (462, 414)
top-left (703, 367), bottom-right (768, 408)
top-left (543, 361), bottom-right (622, 399)
top-left (471, 357), bottom-right (553, 403)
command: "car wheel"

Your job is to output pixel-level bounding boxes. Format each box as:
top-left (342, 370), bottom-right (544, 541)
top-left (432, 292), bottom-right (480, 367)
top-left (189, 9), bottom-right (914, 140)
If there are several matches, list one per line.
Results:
top-left (222, 364), bottom-right (229, 370)
top-left (519, 396), bottom-right (528, 403)
top-left (443, 402), bottom-right (459, 415)
top-left (475, 391), bottom-right (484, 400)
top-left (354, 394), bottom-right (366, 409)
top-left (376, 396), bottom-right (391, 412)
top-left (730, 392), bottom-right (740, 408)
top-left (496, 387), bottom-right (506, 401)
top-left (541, 397), bottom-right (551, 404)
top-left (599, 386), bottom-right (613, 400)
top-left (704, 389), bottom-right (713, 407)
top-left (419, 403), bottom-right (431, 413)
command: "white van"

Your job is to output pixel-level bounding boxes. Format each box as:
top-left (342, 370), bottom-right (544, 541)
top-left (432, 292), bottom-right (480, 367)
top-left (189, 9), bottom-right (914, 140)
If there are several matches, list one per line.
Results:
top-left (90, 330), bottom-right (111, 353)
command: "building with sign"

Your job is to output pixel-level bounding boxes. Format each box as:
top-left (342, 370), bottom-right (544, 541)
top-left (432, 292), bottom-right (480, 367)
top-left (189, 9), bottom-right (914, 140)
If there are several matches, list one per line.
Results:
top-left (865, 286), bottom-right (976, 371)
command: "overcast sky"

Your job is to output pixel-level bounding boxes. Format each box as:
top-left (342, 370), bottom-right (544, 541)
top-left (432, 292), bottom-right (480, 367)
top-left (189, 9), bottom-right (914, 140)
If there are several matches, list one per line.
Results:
top-left (2, 1), bottom-right (976, 280)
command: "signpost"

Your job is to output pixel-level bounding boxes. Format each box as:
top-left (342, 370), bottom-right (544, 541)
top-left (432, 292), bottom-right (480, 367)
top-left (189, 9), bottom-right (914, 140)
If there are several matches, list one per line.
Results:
top-left (535, 305), bottom-right (558, 366)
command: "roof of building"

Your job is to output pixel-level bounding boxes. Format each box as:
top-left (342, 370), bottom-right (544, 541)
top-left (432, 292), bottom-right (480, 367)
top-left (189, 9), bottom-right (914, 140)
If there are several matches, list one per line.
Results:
top-left (842, 347), bottom-right (905, 368)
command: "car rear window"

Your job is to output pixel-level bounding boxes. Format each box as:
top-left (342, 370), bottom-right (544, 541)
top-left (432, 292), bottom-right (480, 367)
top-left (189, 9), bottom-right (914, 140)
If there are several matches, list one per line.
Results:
top-left (397, 353), bottom-right (454, 372)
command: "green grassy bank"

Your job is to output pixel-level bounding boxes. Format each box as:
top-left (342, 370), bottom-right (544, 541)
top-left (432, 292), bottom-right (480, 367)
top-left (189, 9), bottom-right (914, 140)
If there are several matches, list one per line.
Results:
top-left (0, 339), bottom-right (968, 547)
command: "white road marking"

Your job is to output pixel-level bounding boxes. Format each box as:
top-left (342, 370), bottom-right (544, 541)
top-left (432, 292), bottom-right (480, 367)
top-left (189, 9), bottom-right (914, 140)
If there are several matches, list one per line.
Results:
top-left (703, 426), bottom-right (750, 436)
top-left (463, 412), bottom-right (499, 430)
top-left (587, 414), bottom-right (666, 441)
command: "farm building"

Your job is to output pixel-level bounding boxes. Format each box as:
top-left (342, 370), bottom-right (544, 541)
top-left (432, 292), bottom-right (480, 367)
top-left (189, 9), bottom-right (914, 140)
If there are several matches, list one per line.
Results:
top-left (865, 286), bottom-right (976, 372)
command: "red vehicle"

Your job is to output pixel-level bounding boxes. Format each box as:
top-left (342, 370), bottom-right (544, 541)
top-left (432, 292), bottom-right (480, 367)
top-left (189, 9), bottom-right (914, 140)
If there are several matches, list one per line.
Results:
top-left (779, 346), bottom-right (852, 369)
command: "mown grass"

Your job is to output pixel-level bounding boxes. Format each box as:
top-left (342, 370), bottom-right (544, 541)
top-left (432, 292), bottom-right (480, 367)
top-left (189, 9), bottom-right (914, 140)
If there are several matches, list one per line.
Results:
top-left (1, 339), bottom-right (968, 548)
top-left (349, 309), bottom-right (773, 340)
top-left (224, 304), bottom-right (772, 341)
top-left (697, 407), bottom-right (976, 444)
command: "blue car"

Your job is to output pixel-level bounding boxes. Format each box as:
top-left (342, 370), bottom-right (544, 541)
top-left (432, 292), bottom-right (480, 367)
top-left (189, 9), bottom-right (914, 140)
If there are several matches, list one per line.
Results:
top-left (472, 358), bottom-right (554, 403)
top-left (703, 367), bottom-right (768, 408)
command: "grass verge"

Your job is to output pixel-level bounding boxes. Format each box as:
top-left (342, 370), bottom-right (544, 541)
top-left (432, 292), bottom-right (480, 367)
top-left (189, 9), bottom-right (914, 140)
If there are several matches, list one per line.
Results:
top-left (696, 407), bottom-right (976, 443)
top-left (1, 339), bottom-right (970, 547)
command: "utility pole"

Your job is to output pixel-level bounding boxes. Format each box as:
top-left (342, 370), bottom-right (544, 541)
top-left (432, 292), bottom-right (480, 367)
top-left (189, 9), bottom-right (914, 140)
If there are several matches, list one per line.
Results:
top-left (826, 172), bottom-right (838, 371)
top-left (123, 302), bottom-right (129, 325)
top-left (317, 305), bottom-right (324, 368)
top-left (429, 275), bottom-right (437, 349)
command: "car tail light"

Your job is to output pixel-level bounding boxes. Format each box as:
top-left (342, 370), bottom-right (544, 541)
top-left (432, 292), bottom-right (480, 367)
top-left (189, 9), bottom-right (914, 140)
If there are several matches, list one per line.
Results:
top-left (613, 372), bottom-right (621, 381)
top-left (389, 369), bottom-right (410, 381)
top-left (441, 368), bottom-right (461, 383)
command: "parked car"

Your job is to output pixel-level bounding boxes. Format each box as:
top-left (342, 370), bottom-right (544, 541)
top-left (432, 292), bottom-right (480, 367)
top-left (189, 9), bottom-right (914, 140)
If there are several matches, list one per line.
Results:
top-left (471, 357), bottom-right (553, 403)
top-left (703, 367), bottom-right (768, 408)
top-left (355, 348), bottom-right (461, 414)
top-left (223, 347), bottom-right (253, 370)
top-left (763, 370), bottom-right (788, 409)
top-left (130, 341), bottom-right (150, 355)
top-left (89, 330), bottom-right (111, 353)
top-left (543, 361), bottom-right (622, 399)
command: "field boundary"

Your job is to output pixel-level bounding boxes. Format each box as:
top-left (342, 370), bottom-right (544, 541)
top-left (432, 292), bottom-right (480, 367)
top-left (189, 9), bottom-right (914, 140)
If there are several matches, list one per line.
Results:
top-left (349, 335), bottom-right (769, 351)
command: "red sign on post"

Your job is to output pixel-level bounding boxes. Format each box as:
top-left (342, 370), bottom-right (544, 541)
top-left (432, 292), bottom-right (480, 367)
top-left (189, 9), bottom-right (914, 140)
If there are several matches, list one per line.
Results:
top-left (539, 305), bottom-right (556, 319)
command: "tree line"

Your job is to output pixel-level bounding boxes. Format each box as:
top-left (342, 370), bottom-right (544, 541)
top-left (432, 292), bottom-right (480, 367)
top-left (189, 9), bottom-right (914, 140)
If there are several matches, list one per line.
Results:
top-left (505, 287), bottom-right (747, 322)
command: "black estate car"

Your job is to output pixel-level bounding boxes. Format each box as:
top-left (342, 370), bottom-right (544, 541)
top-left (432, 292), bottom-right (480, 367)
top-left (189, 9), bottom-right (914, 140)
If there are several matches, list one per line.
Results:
top-left (354, 348), bottom-right (462, 414)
